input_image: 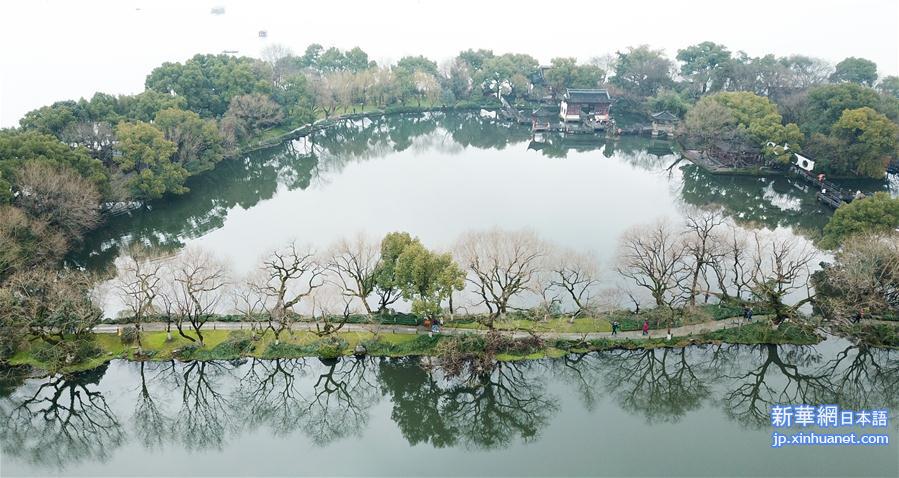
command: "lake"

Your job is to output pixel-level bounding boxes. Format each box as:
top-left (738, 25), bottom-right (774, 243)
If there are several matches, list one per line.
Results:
top-left (70, 111), bottom-right (894, 316)
top-left (1, 337), bottom-right (896, 476)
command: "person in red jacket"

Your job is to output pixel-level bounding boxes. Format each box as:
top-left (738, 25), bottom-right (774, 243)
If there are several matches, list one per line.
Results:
top-left (642, 319), bottom-right (649, 336)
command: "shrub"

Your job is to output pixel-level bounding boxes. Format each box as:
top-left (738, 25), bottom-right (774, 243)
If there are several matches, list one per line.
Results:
top-left (212, 331), bottom-right (254, 356)
top-left (315, 338), bottom-right (348, 359)
top-left (32, 337), bottom-right (99, 367)
top-left (120, 326), bottom-right (139, 345)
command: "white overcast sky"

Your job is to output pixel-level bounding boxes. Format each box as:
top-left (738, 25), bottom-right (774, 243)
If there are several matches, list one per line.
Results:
top-left (1, 0), bottom-right (897, 127)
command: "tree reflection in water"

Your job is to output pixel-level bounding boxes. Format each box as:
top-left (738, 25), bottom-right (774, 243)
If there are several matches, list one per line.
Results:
top-left (598, 347), bottom-right (712, 423)
top-left (170, 360), bottom-right (234, 451)
top-left (379, 358), bottom-right (557, 450)
top-left (439, 361), bottom-right (557, 450)
top-left (823, 345), bottom-right (899, 412)
top-left (2, 340), bottom-right (897, 471)
top-left (300, 358), bottom-right (379, 445)
top-left (0, 364), bottom-right (124, 468)
top-left (71, 111), bottom-right (846, 274)
top-left (722, 344), bottom-right (833, 427)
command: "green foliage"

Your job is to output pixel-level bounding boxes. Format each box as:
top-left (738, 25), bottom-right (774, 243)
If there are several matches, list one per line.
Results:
top-left (18, 101), bottom-right (79, 136)
top-left (648, 89), bottom-right (690, 117)
top-left (683, 92), bottom-right (802, 161)
top-left (821, 192), bottom-right (899, 249)
top-left (612, 45), bottom-right (674, 97)
top-left (457, 49), bottom-right (495, 72)
top-left (801, 83), bottom-right (897, 135)
top-left (830, 57), bottom-right (878, 87)
top-left (828, 107), bottom-right (899, 178)
top-left (844, 323), bottom-right (899, 347)
top-left (213, 331), bottom-right (254, 355)
top-left (30, 337), bottom-right (100, 368)
top-left (297, 45), bottom-right (373, 73)
top-left (145, 53), bottom-right (272, 117)
top-left (117, 90), bottom-right (187, 122)
top-left (0, 130), bottom-right (108, 195)
top-left (878, 76), bottom-right (899, 99)
top-left (544, 57), bottom-right (605, 95)
top-left (471, 53), bottom-right (539, 98)
top-left (154, 108), bottom-right (224, 175)
top-left (272, 74), bottom-right (316, 124)
top-left (373, 231), bottom-right (418, 308)
top-left (676, 41), bottom-right (732, 95)
top-left (113, 122), bottom-right (186, 199)
top-left (394, 241), bottom-right (465, 319)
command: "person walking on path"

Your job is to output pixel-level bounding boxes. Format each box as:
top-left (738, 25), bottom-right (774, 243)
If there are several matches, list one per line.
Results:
top-left (642, 319), bottom-right (649, 336)
top-left (746, 306), bottom-right (753, 322)
top-left (611, 320), bottom-right (620, 336)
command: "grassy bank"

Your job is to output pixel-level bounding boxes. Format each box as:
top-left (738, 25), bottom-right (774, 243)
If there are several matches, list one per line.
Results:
top-left (7, 320), bottom-right (822, 375)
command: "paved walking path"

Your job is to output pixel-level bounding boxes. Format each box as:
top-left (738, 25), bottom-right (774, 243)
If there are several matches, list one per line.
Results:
top-left (93, 315), bottom-right (768, 341)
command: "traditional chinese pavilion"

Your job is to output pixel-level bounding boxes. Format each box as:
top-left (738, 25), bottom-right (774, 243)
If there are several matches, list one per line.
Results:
top-left (559, 88), bottom-right (612, 124)
top-left (650, 110), bottom-right (679, 137)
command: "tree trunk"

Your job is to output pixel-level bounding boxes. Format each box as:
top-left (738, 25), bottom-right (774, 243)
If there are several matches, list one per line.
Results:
top-left (135, 321), bottom-right (143, 355)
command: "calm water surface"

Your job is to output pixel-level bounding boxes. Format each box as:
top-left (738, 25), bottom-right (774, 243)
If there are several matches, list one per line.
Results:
top-left (70, 111), bottom-right (894, 315)
top-left (1, 338), bottom-right (896, 476)
top-left (72, 112), bottom-right (893, 273)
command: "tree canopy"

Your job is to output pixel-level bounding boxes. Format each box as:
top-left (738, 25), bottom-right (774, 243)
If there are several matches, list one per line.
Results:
top-left (676, 41), bottom-right (731, 95)
top-left (683, 92), bottom-right (802, 161)
top-left (113, 122), bottom-right (186, 200)
top-left (145, 54), bottom-right (272, 117)
top-left (821, 192), bottom-right (899, 249)
top-left (830, 57), bottom-right (878, 87)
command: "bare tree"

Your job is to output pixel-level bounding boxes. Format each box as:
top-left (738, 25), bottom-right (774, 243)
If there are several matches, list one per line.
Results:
top-left (114, 246), bottom-right (166, 353)
top-left (549, 248), bottom-right (601, 319)
top-left (748, 233), bottom-right (817, 323)
top-left (309, 285), bottom-right (354, 337)
top-left (231, 271), bottom-right (271, 334)
top-left (616, 221), bottom-right (688, 312)
top-left (818, 232), bottom-right (899, 322)
top-left (0, 205), bottom-right (66, 279)
top-left (157, 275), bottom-right (178, 342)
top-left (327, 234), bottom-right (379, 315)
top-left (261, 43), bottom-right (294, 86)
top-left (14, 162), bottom-right (100, 242)
top-left (455, 229), bottom-right (546, 330)
top-left (308, 73), bottom-right (340, 118)
top-left (170, 248), bottom-right (229, 346)
top-left (257, 241), bottom-right (326, 344)
top-left (709, 224), bottom-right (754, 302)
top-left (682, 210), bottom-right (725, 305)
top-left (221, 93), bottom-right (284, 143)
